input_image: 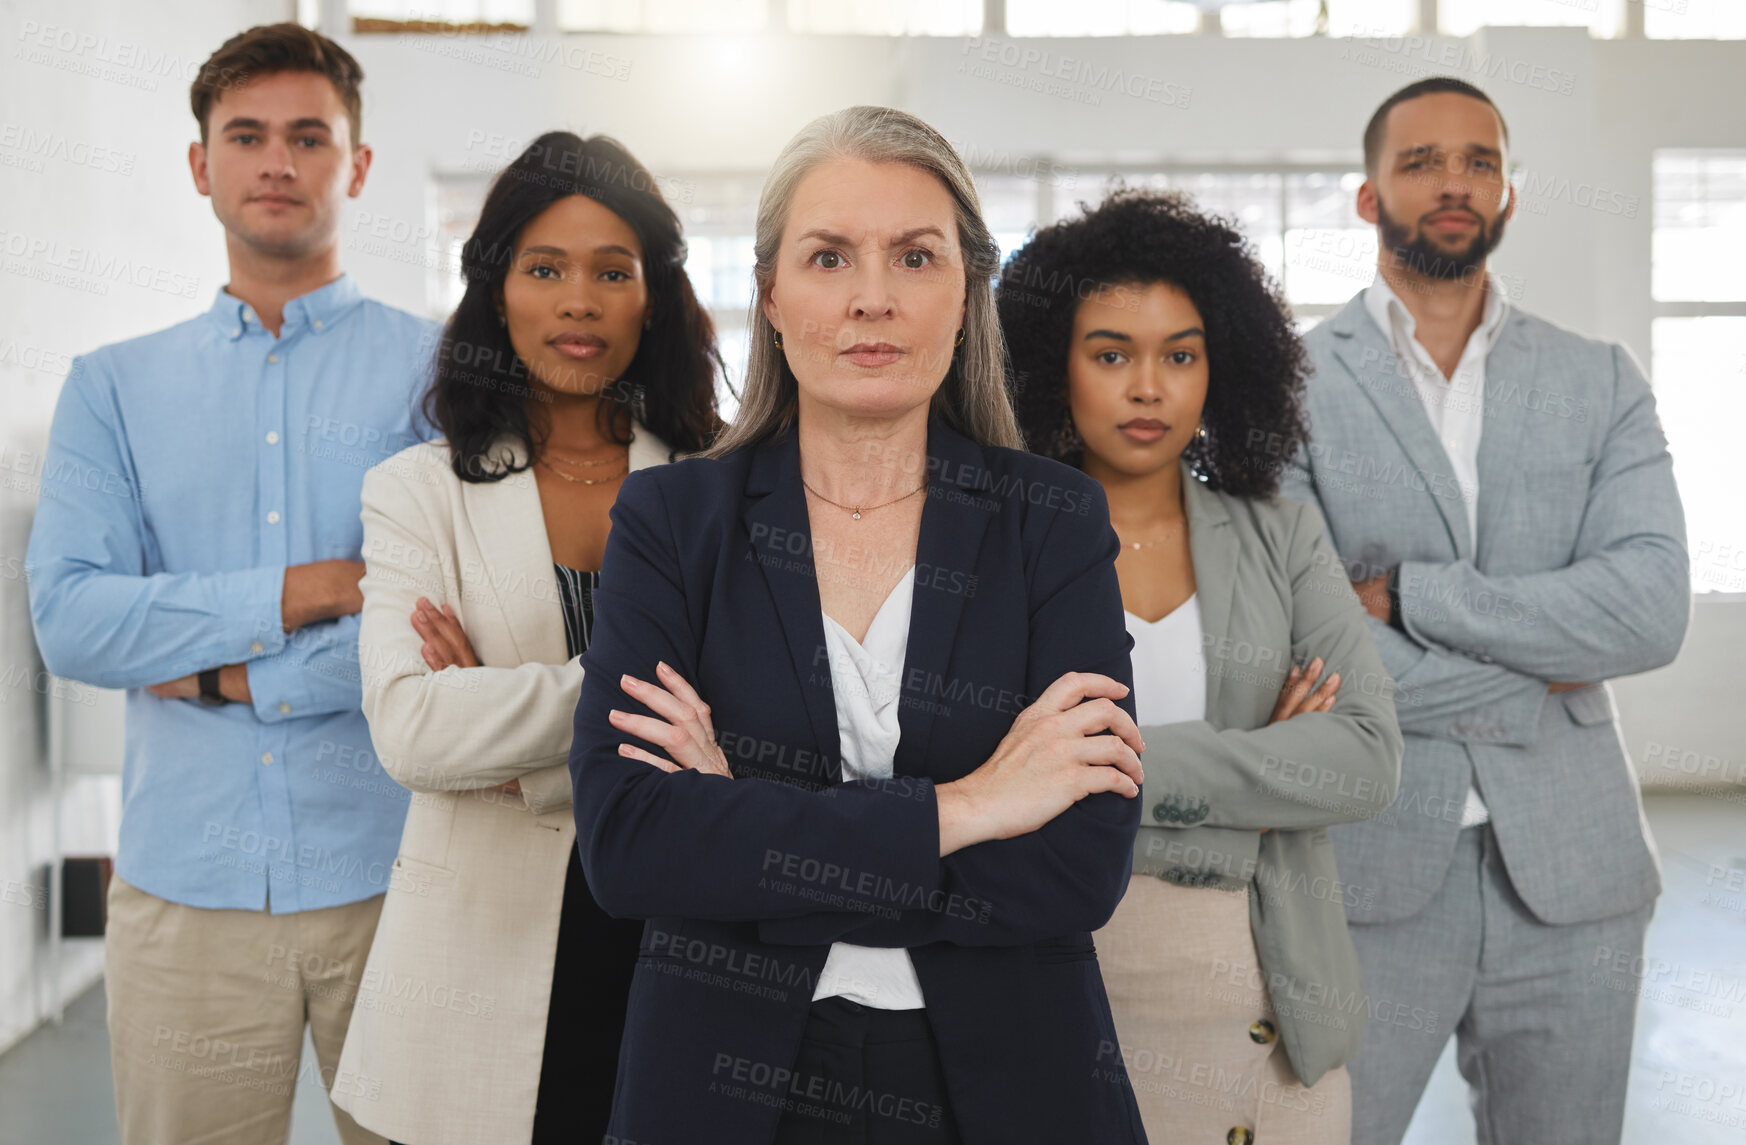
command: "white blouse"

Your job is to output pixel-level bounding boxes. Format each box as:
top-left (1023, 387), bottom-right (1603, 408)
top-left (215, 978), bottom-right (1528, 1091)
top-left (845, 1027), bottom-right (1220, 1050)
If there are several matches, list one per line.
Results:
top-left (812, 564), bottom-right (927, 1011)
top-left (1125, 594), bottom-right (1208, 726)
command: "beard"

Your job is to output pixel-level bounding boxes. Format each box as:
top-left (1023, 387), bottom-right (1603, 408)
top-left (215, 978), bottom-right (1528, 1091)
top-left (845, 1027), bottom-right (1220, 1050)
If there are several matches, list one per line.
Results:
top-left (1376, 197), bottom-right (1509, 282)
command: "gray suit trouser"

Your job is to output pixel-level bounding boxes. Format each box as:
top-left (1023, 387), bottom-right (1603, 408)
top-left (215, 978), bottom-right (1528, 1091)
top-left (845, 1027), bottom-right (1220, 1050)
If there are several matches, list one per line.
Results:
top-left (1346, 825), bottom-right (1652, 1145)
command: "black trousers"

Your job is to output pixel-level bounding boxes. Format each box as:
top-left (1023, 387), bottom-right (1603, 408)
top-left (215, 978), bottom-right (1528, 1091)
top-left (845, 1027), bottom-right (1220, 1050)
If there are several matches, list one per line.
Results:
top-left (770, 997), bottom-right (964, 1145)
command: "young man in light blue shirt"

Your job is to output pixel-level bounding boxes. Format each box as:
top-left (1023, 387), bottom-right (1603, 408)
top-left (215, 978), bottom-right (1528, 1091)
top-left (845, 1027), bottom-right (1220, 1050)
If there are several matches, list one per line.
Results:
top-left (26, 23), bottom-right (435, 1145)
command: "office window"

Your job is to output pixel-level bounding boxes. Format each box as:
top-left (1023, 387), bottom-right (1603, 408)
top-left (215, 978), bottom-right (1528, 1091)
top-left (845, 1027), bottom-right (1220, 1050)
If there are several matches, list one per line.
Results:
top-left (1005, 0), bottom-right (1203, 36)
top-left (1653, 317), bottom-right (1746, 593)
top-left (1220, 0), bottom-right (1415, 38)
top-left (1283, 171), bottom-right (1373, 305)
top-left (1653, 151), bottom-right (1746, 302)
top-left (786, 0), bottom-right (982, 35)
top-left (976, 173), bottom-right (1048, 267)
top-left (558, 0), bottom-right (767, 33)
top-left (428, 173), bottom-right (492, 318)
top-left (1440, 0), bottom-right (1623, 36)
top-left (1647, 0), bottom-right (1746, 38)
top-left (1041, 168), bottom-right (1365, 319)
top-left (671, 176), bottom-right (762, 416)
top-left (351, 0), bottom-right (534, 25)
top-left (1651, 150), bottom-right (1746, 592)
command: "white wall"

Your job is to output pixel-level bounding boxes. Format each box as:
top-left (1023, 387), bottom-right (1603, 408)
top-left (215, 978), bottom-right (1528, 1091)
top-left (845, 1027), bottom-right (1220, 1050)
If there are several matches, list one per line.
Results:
top-left (2, 5), bottom-right (1741, 1053)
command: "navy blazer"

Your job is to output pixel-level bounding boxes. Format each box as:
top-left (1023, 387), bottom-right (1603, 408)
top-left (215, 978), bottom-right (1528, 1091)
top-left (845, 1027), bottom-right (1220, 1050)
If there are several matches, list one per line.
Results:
top-left (570, 410), bottom-right (1147, 1144)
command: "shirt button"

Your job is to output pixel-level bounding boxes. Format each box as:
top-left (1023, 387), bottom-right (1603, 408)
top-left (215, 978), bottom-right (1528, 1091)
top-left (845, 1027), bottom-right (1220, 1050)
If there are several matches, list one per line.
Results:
top-left (260, 752), bottom-right (274, 766)
top-left (1249, 1019), bottom-right (1277, 1045)
top-left (267, 353), bottom-right (279, 364)
top-left (231, 327), bottom-right (241, 337)
top-left (250, 641), bottom-right (264, 654)
top-left (278, 702), bottom-right (291, 715)
top-left (244, 308), bottom-right (256, 322)
top-left (267, 511), bottom-right (280, 524)
top-left (313, 319), bottom-right (323, 330)
top-left (265, 431), bottom-right (279, 445)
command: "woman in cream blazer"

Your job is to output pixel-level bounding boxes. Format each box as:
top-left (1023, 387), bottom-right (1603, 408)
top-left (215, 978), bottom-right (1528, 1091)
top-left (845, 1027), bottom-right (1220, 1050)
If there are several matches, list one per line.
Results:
top-left (333, 130), bottom-right (720, 1145)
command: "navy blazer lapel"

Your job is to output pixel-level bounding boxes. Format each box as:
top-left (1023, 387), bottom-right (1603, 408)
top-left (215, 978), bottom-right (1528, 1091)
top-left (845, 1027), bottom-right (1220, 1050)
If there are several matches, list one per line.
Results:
top-left (743, 427), bottom-right (842, 783)
top-left (1328, 297), bottom-right (1472, 562)
top-left (740, 411), bottom-right (995, 786)
top-left (1471, 313), bottom-right (1536, 568)
top-left (893, 413), bottom-right (995, 778)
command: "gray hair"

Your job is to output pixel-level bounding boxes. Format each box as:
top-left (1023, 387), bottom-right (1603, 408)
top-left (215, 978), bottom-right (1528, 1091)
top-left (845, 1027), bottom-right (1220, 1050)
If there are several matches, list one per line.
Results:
top-left (707, 105), bottom-right (1022, 458)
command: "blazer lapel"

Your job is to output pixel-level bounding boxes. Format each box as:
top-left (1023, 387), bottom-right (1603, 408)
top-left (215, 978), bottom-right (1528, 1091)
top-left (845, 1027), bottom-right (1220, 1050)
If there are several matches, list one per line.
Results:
top-left (893, 413), bottom-right (994, 778)
top-left (462, 421), bottom-right (669, 667)
top-left (742, 427), bottom-right (844, 782)
top-left (1328, 298), bottom-right (1472, 562)
top-left (1471, 313), bottom-right (1536, 568)
top-left (1181, 462), bottom-right (1239, 717)
top-left (739, 412), bottom-right (995, 785)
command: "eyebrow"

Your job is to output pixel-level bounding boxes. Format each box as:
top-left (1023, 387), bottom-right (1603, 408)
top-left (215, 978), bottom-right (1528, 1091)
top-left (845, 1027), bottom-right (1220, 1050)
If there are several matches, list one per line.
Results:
top-left (521, 243), bottom-right (640, 259)
top-left (1396, 143), bottom-right (1502, 160)
top-left (795, 225), bottom-right (948, 248)
top-left (219, 117), bottom-right (334, 134)
top-left (1082, 326), bottom-right (1204, 342)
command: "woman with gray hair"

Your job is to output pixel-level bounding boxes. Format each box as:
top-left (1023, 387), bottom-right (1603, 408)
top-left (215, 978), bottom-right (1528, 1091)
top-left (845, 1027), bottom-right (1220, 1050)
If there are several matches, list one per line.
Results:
top-left (565, 106), bottom-right (1151, 1143)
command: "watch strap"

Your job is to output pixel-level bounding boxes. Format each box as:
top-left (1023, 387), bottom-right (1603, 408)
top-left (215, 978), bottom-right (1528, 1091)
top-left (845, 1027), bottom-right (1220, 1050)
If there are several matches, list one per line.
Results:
top-left (198, 667), bottom-right (228, 706)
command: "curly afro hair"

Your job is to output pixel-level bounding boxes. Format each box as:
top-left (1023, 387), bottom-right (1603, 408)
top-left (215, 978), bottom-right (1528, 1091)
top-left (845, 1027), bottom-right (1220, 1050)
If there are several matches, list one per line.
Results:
top-left (997, 186), bottom-right (1309, 498)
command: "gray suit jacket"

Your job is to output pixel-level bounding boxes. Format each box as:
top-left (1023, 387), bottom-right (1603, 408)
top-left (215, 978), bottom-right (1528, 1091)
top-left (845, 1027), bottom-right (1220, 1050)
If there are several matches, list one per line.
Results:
top-left (1284, 294), bottom-right (1689, 931)
top-left (1133, 460), bottom-right (1403, 1087)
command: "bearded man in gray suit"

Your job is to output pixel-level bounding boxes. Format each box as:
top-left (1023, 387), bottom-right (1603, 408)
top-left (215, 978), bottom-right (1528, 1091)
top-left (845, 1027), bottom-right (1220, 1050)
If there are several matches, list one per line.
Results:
top-left (1279, 77), bottom-right (1690, 1145)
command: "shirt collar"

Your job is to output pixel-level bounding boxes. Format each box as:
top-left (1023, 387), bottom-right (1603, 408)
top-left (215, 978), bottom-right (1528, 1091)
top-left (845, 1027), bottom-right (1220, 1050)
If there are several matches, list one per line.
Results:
top-left (1363, 269), bottom-right (1510, 358)
top-left (205, 273), bottom-right (363, 340)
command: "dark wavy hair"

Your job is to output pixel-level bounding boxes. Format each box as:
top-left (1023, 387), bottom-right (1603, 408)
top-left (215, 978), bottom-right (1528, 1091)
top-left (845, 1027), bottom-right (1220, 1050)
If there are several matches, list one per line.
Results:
top-left (423, 131), bottom-right (723, 482)
top-left (997, 187), bottom-right (1309, 498)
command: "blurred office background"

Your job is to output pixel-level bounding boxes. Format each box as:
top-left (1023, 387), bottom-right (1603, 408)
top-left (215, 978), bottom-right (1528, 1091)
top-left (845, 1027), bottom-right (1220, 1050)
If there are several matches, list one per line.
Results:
top-left (0, 1), bottom-right (1742, 1140)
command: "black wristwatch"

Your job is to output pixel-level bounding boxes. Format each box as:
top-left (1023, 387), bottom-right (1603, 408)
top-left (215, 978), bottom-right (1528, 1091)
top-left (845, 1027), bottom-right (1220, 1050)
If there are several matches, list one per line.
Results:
top-left (1385, 566), bottom-right (1406, 633)
top-left (197, 667), bottom-right (229, 706)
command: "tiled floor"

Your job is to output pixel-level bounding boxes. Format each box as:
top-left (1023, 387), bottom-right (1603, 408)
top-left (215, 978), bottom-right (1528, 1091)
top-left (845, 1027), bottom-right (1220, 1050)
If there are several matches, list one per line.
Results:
top-left (0, 981), bottom-right (349, 1145)
top-left (2, 793), bottom-right (1742, 1144)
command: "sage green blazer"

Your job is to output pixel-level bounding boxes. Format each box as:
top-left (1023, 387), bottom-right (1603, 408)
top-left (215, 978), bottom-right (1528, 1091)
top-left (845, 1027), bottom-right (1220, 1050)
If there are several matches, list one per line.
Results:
top-left (1131, 460), bottom-right (1404, 1087)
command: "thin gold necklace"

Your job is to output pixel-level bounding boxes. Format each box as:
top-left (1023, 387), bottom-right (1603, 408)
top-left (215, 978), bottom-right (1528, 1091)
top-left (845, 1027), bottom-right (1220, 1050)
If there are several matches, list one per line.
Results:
top-left (1116, 523), bottom-right (1184, 550)
top-left (538, 457), bottom-right (628, 485)
top-left (544, 445), bottom-right (628, 467)
top-left (801, 477), bottom-right (928, 520)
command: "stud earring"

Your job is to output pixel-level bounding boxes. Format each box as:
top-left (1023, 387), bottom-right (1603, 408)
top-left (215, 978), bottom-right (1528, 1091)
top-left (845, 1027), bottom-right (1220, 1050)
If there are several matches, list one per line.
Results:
top-left (772, 329), bottom-right (784, 349)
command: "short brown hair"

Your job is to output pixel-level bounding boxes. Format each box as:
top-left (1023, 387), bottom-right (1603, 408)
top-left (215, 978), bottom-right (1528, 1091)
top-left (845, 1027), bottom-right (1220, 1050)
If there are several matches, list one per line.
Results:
top-left (1363, 77), bottom-right (1508, 174)
top-left (190, 23), bottom-right (364, 145)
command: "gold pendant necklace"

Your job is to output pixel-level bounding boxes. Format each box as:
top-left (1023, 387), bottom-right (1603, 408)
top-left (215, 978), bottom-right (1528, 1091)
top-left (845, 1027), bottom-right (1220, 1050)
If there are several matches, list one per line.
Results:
top-left (801, 477), bottom-right (928, 520)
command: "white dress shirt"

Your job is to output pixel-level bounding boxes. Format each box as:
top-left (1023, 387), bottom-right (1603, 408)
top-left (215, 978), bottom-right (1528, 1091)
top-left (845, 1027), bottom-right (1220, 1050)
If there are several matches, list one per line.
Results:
top-left (813, 565), bottom-right (927, 1010)
top-left (1364, 271), bottom-right (1510, 828)
top-left (1125, 594), bottom-right (1208, 727)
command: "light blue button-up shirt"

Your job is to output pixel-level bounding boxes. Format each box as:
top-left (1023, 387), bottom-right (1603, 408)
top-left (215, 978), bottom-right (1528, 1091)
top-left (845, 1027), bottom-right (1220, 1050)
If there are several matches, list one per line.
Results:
top-left (26, 274), bottom-right (439, 913)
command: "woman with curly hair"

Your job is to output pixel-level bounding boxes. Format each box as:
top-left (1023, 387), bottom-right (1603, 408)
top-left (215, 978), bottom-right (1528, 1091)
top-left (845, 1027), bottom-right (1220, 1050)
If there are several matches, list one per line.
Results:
top-left (998, 188), bottom-right (1403, 1143)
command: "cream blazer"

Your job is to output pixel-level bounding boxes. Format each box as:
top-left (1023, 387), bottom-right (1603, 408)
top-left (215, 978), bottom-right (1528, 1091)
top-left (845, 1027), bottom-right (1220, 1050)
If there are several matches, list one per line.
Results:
top-left (334, 423), bottom-right (672, 1145)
